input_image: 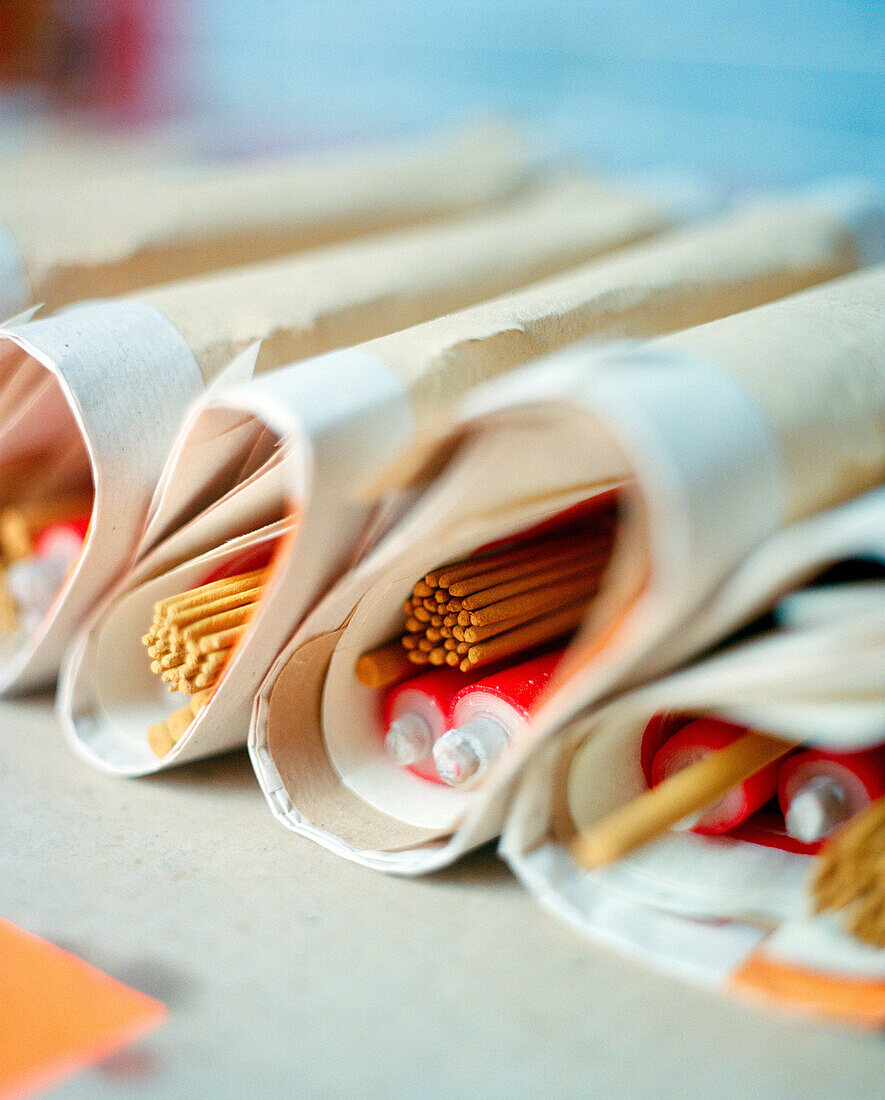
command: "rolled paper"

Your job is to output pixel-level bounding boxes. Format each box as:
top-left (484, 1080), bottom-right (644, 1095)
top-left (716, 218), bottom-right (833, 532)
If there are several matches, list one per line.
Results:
top-left (778, 746), bottom-right (885, 843)
top-left (434, 648), bottom-right (564, 787)
top-left (0, 121), bottom-right (540, 314)
top-left (63, 196), bottom-right (883, 800)
top-left (135, 172), bottom-right (686, 385)
top-left (652, 267), bottom-right (885, 524)
top-left (241, 268), bottom-right (885, 869)
top-left (2, 167), bottom-right (672, 691)
top-left (501, 512), bottom-right (885, 1019)
top-left (360, 183), bottom-right (883, 445)
top-left (649, 719), bottom-right (785, 835)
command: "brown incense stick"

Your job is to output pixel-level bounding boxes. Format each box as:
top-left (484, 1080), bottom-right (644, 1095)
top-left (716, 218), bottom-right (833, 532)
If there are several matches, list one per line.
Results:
top-left (355, 642), bottom-right (415, 688)
top-left (147, 690), bottom-right (213, 757)
top-left (460, 600), bottom-right (589, 670)
top-left (458, 554), bottom-right (608, 611)
top-left (429, 526), bottom-right (612, 590)
top-left (570, 731), bottom-right (792, 870)
top-left (357, 509), bottom-right (618, 685)
top-left (467, 572), bottom-right (602, 627)
top-left (144, 567), bottom-right (267, 695)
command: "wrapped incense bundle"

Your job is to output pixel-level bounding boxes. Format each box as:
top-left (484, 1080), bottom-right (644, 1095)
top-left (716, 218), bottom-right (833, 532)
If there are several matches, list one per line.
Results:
top-left (57, 185), bottom-right (879, 775)
top-left (2, 170), bottom-right (680, 694)
top-left (0, 120), bottom-right (538, 317)
top-left (241, 270), bottom-right (885, 874)
top-left (0, 123), bottom-right (181, 197)
top-left (501, 499), bottom-right (885, 1025)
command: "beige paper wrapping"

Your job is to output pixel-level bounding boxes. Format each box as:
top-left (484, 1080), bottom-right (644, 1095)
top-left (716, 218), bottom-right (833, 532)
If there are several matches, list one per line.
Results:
top-left (0, 300), bottom-right (210, 692)
top-left (355, 189), bottom-right (868, 434)
top-left (249, 268), bottom-right (885, 873)
top-left (654, 279), bottom-right (885, 522)
top-left (137, 174), bottom-right (679, 383)
top-left (4, 171), bottom-right (670, 693)
top-left (0, 121), bottom-right (537, 312)
top-left (499, 511), bottom-right (885, 1020)
top-left (57, 192), bottom-right (881, 778)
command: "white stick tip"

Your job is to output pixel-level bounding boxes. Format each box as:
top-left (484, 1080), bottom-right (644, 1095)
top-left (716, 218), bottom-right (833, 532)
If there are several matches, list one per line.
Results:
top-left (384, 713), bottom-right (433, 767)
top-left (433, 735), bottom-right (480, 787)
top-left (786, 781), bottom-right (850, 844)
top-left (432, 715), bottom-right (510, 788)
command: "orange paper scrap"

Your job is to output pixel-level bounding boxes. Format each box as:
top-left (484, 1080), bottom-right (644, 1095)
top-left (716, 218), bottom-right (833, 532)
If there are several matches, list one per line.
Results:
top-left (0, 918), bottom-right (166, 1099)
top-left (732, 949), bottom-right (885, 1028)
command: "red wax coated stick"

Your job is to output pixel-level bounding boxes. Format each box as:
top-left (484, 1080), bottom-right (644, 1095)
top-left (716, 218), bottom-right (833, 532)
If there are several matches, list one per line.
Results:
top-left (650, 718), bottom-right (781, 836)
top-left (639, 712), bottom-right (692, 784)
top-left (32, 513), bottom-right (92, 558)
top-left (381, 667), bottom-right (475, 780)
top-left (449, 648), bottom-right (564, 732)
top-left (432, 649), bottom-right (564, 788)
top-left (778, 745), bottom-right (885, 843)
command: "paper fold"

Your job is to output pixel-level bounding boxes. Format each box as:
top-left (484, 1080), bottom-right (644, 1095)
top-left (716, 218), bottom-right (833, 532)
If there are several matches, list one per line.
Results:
top-left (0, 301), bottom-right (204, 691)
top-left (500, 492), bottom-right (885, 1023)
top-left (247, 268), bottom-right (885, 873)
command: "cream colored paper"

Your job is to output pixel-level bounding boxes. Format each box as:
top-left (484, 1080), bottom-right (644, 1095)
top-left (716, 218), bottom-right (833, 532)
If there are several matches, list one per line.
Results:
top-left (248, 268), bottom-right (885, 873)
top-left (3, 171), bottom-right (672, 692)
top-left (58, 195), bottom-right (883, 780)
top-left (134, 174), bottom-right (684, 386)
top-left (500, 502), bottom-right (885, 1011)
top-left (353, 183), bottom-right (881, 441)
top-left (0, 301), bottom-right (207, 692)
top-left (0, 321), bottom-right (258, 695)
top-left (60, 349), bottom-right (415, 773)
top-left (0, 121), bottom-right (538, 315)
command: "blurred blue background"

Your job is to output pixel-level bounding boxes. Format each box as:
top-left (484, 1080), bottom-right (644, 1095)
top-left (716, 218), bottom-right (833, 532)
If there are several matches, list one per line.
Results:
top-left (2, 0), bottom-right (883, 185)
top-left (191, 0), bottom-right (884, 184)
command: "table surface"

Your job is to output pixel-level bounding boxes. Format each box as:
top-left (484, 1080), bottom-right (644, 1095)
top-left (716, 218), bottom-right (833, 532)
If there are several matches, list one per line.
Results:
top-left (3, 693), bottom-right (883, 1099)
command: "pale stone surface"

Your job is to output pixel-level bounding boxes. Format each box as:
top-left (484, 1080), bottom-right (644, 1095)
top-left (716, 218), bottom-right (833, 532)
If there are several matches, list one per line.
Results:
top-left (2, 695), bottom-right (881, 1098)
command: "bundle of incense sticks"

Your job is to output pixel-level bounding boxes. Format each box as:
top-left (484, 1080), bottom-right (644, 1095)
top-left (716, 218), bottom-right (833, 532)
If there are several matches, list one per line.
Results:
top-left (0, 490), bottom-right (94, 630)
top-left (142, 568), bottom-right (269, 695)
top-left (812, 794), bottom-right (885, 947)
top-left (146, 690), bottom-right (213, 758)
top-left (398, 520), bottom-right (616, 674)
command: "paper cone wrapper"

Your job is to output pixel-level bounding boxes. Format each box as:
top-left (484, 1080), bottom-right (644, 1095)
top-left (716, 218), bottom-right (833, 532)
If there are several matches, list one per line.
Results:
top-left (59, 349), bottom-right (416, 774)
top-left (354, 181), bottom-right (883, 455)
top-left (247, 268), bottom-right (885, 873)
top-left (54, 183), bottom-right (864, 774)
top-left (0, 301), bottom-right (255, 693)
top-left (0, 120), bottom-right (539, 316)
top-left (3, 172), bottom-right (670, 692)
top-left (500, 529), bottom-right (885, 1025)
top-left (135, 182), bottom-right (879, 544)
